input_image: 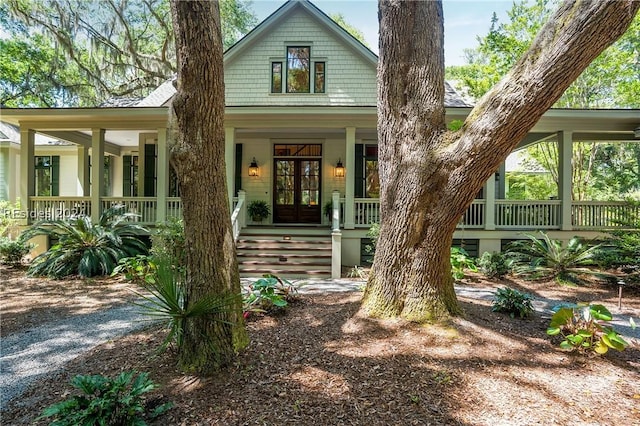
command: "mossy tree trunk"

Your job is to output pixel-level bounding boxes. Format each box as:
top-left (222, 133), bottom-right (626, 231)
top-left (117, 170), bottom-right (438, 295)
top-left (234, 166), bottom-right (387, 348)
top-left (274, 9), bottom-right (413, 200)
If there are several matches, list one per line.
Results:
top-left (169, 0), bottom-right (247, 374)
top-left (361, 0), bottom-right (639, 322)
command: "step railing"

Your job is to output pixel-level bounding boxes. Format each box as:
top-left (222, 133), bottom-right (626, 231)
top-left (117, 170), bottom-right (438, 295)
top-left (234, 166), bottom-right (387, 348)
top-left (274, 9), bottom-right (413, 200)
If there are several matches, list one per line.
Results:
top-left (230, 190), bottom-right (246, 241)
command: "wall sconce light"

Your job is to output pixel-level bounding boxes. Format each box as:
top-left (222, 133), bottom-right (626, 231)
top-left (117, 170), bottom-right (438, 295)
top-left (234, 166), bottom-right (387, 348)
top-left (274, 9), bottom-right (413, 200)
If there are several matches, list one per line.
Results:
top-left (334, 158), bottom-right (345, 178)
top-left (248, 157), bottom-right (259, 177)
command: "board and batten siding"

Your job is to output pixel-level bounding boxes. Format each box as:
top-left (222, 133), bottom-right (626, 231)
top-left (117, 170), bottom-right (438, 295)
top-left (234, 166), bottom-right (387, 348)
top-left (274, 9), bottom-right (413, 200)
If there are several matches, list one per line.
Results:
top-left (225, 10), bottom-right (376, 106)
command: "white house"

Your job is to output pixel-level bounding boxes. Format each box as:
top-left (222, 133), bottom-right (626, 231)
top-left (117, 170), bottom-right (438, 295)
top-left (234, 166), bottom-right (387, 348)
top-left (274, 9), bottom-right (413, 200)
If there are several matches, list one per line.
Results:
top-left (1, 0), bottom-right (639, 278)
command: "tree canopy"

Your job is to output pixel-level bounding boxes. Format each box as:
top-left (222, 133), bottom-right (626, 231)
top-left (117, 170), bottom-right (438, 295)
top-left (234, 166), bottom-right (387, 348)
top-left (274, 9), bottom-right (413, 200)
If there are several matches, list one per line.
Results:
top-left (0, 0), bottom-right (256, 107)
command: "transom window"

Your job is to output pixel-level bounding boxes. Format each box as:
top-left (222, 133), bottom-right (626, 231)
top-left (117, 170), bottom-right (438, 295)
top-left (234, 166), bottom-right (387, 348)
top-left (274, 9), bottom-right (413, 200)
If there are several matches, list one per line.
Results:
top-left (271, 46), bottom-right (326, 94)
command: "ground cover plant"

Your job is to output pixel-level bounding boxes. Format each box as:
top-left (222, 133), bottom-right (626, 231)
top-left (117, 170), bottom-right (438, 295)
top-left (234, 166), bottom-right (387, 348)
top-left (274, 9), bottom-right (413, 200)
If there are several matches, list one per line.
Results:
top-left (23, 205), bottom-right (148, 278)
top-left (3, 267), bottom-right (638, 425)
top-left (38, 371), bottom-right (172, 425)
top-left (492, 287), bottom-right (534, 318)
top-left (506, 232), bottom-right (602, 285)
top-left (547, 303), bottom-right (629, 354)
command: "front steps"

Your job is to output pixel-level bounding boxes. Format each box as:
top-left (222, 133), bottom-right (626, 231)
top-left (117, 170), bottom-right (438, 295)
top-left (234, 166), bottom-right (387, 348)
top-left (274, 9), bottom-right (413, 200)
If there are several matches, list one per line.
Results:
top-left (236, 227), bottom-right (332, 279)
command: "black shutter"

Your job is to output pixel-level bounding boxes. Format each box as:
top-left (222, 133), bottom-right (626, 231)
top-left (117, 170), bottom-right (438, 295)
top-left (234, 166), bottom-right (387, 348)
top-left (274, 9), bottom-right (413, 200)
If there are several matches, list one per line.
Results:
top-left (123, 155), bottom-right (132, 196)
top-left (235, 144), bottom-right (243, 195)
top-left (51, 156), bottom-right (60, 196)
top-left (144, 144), bottom-right (156, 197)
top-left (354, 144), bottom-right (364, 198)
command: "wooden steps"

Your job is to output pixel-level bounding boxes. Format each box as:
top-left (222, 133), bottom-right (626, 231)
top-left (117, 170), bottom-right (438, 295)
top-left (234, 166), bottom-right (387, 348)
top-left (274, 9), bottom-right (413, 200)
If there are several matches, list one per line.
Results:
top-left (236, 227), bottom-right (332, 279)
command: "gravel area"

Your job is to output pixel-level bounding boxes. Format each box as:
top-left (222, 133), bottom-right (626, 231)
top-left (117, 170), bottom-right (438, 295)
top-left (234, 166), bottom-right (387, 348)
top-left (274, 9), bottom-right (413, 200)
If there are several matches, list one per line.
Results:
top-left (0, 303), bottom-right (154, 409)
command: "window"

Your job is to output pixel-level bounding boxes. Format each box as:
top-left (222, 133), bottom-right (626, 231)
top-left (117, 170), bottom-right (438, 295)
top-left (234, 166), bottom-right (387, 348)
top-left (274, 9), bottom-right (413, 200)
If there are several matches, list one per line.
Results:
top-left (271, 46), bottom-right (326, 94)
top-left (271, 62), bottom-right (282, 93)
top-left (314, 62), bottom-right (325, 93)
top-left (34, 156), bottom-right (59, 196)
top-left (355, 144), bottom-right (379, 198)
top-left (287, 46), bottom-right (310, 93)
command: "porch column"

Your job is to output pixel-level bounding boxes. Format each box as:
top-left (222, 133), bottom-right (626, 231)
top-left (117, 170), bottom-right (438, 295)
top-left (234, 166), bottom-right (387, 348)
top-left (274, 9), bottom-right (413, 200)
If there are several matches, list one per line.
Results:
top-left (558, 131), bottom-right (573, 231)
top-left (91, 128), bottom-right (105, 222)
top-left (19, 129), bottom-right (35, 220)
top-left (344, 127), bottom-right (356, 229)
top-left (137, 134), bottom-right (146, 197)
top-left (77, 146), bottom-right (90, 196)
top-left (225, 127), bottom-right (235, 211)
top-left (156, 128), bottom-right (168, 223)
top-left (484, 173), bottom-right (496, 230)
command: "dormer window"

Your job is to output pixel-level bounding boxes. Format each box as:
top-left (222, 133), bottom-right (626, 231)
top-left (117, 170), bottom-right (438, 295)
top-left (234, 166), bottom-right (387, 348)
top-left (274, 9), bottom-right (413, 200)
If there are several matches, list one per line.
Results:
top-left (271, 46), bottom-right (325, 94)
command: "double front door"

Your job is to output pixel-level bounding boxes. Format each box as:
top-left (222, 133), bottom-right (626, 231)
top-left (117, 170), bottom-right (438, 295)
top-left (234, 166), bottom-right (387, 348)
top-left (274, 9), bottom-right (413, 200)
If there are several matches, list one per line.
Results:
top-left (273, 158), bottom-right (321, 223)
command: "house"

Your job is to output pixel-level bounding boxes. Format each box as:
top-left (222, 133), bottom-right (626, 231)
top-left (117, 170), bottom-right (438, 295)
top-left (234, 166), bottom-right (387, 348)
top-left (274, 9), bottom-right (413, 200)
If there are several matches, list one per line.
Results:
top-left (1, 0), bottom-right (639, 278)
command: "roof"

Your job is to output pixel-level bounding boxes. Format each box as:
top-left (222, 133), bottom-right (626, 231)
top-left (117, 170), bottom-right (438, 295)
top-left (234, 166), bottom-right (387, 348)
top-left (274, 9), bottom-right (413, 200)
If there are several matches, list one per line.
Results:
top-left (135, 0), bottom-right (471, 108)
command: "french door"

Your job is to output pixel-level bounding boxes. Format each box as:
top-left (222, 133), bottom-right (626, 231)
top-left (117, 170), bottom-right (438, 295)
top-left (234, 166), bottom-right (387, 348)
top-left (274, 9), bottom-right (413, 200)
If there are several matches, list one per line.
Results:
top-left (273, 158), bottom-right (321, 223)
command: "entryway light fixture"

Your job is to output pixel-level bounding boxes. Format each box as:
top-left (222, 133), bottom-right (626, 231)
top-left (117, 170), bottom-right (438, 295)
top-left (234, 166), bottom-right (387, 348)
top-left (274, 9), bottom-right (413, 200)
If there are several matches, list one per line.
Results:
top-left (248, 157), bottom-right (259, 177)
top-left (334, 158), bottom-right (345, 178)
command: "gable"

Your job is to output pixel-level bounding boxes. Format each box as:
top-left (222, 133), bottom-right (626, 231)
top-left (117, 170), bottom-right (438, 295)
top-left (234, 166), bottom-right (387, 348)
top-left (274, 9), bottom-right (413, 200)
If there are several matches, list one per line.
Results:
top-left (224, 4), bottom-right (377, 106)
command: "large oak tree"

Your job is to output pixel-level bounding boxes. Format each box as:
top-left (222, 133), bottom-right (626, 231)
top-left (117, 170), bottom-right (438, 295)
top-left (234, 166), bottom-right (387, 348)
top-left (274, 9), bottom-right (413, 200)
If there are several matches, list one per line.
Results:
top-left (361, 0), bottom-right (639, 321)
top-left (169, 0), bottom-right (247, 374)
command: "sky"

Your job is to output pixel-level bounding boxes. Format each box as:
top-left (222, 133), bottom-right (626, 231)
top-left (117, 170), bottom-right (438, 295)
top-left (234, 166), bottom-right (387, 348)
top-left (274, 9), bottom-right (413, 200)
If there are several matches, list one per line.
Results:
top-left (251, 0), bottom-right (513, 67)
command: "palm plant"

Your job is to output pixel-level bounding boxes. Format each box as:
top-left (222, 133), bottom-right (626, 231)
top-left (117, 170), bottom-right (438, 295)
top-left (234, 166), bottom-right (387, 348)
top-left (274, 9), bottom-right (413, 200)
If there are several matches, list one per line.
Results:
top-left (506, 232), bottom-right (602, 285)
top-left (23, 205), bottom-right (148, 278)
top-left (133, 257), bottom-right (238, 352)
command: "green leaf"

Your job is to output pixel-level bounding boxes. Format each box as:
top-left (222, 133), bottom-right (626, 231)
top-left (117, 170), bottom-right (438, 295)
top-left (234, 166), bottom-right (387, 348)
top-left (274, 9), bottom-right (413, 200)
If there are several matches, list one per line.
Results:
top-left (546, 327), bottom-right (561, 336)
top-left (589, 304), bottom-right (612, 321)
top-left (594, 341), bottom-right (609, 354)
top-left (559, 340), bottom-right (574, 350)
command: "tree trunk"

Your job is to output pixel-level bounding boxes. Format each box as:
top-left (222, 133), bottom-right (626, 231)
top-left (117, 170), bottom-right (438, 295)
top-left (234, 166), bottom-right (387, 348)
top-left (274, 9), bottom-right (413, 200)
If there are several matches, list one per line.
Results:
top-left (169, 0), bottom-right (247, 374)
top-left (362, 0), bottom-right (639, 322)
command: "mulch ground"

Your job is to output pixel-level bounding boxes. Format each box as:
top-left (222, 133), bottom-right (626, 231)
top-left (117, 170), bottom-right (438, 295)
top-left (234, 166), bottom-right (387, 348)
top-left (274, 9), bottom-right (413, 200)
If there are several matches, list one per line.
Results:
top-left (2, 266), bottom-right (639, 425)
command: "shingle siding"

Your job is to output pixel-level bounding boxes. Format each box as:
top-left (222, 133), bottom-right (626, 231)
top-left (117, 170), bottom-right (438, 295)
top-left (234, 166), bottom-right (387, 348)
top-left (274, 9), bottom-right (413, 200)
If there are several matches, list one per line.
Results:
top-left (225, 11), bottom-right (377, 106)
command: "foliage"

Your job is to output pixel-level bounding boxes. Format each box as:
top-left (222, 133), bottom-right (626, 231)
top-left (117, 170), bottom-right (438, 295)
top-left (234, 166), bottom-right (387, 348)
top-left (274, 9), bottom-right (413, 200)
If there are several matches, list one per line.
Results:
top-left (38, 371), bottom-right (172, 426)
top-left (23, 205), bottom-right (148, 278)
top-left (0, 236), bottom-right (33, 267)
top-left (450, 247), bottom-right (477, 281)
top-left (505, 171), bottom-right (556, 200)
top-left (112, 254), bottom-right (157, 285)
top-left (243, 275), bottom-right (298, 316)
top-left (595, 202), bottom-right (640, 270)
top-left (506, 232), bottom-right (602, 285)
top-left (365, 222), bottom-right (380, 254)
top-left (478, 251), bottom-right (510, 279)
top-left (133, 258), bottom-right (237, 352)
top-left (151, 217), bottom-right (185, 268)
top-left (323, 201), bottom-right (333, 220)
top-left (247, 200), bottom-right (270, 221)
top-left (330, 13), bottom-right (368, 47)
top-left (0, 199), bottom-right (21, 237)
top-left (1, 0), bottom-right (256, 106)
top-left (492, 287), bottom-right (534, 318)
top-left (547, 303), bottom-right (628, 354)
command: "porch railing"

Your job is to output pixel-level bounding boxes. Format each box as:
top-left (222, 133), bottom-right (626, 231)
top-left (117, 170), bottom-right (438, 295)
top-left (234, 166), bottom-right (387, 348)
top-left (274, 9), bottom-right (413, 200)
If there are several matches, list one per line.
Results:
top-left (572, 201), bottom-right (640, 230)
top-left (29, 197), bottom-right (91, 221)
top-left (101, 197), bottom-right (157, 224)
top-left (495, 200), bottom-right (561, 229)
top-left (26, 196), bottom-right (638, 232)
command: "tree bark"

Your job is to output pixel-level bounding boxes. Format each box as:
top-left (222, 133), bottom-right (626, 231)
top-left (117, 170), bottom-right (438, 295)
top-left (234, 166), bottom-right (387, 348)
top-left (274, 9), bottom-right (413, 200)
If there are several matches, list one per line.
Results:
top-left (362, 0), bottom-right (639, 322)
top-left (169, 0), bottom-right (247, 374)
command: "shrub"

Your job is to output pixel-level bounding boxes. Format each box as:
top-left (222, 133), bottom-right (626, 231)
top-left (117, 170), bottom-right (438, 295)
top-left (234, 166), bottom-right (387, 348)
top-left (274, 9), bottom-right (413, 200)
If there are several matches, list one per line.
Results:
top-left (0, 200), bottom-right (21, 237)
top-left (478, 251), bottom-right (510, 279)
top-left (450, 247), bottom-right (477, 280)
top-left (0, 236), bottom-right (33, 267)
top-left (546, 303), bottom-right (628, 355)
top-left (38, 371), bottom-right (172, 425)
top-left (23, 205), bottom-right (148, 278)
top-left (243, 275), bottom-right (298, 316)
top-left (112, 254), bottom-right (157, 285)
top-left (151, 217), bottom-right (185, 268)
top-left (506, 232), bottom-right (602, 285)
top-left (492, 287), bottom-right (534, 318)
